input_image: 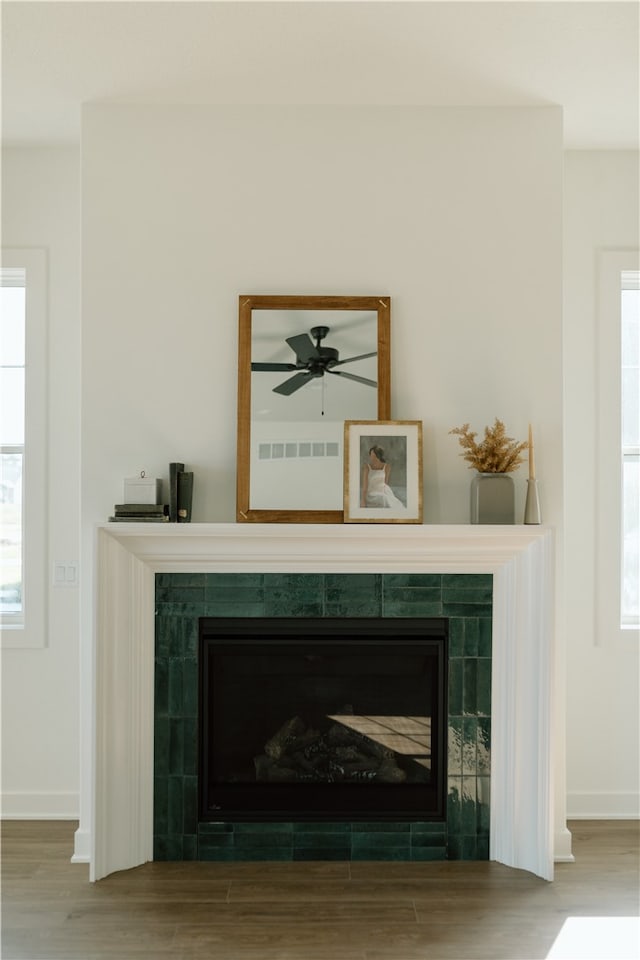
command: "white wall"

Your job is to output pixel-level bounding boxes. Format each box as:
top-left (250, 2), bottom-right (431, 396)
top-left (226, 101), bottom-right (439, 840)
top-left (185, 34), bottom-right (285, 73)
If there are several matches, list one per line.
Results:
top-left (1, 147), bottom-right (81, 817)
top-left (81, 105), bottom-right (564, 527)
top-left (563, 150), bottom-right (640, 818)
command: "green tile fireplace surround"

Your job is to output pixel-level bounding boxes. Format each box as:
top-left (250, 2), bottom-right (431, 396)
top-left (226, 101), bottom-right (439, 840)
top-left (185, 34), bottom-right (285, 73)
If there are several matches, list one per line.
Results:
top-left (154, 572), bottom-right (492, 863)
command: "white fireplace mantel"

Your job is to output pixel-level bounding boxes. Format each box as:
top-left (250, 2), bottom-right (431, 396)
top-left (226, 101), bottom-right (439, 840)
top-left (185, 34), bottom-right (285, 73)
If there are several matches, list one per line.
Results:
top-left (88, 522), bottom-right (556, 881)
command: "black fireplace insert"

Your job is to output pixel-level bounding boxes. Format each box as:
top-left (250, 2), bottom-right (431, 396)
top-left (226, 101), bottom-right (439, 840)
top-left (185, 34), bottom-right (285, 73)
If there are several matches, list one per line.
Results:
top-left (198, 617), bottom-right (448, 822)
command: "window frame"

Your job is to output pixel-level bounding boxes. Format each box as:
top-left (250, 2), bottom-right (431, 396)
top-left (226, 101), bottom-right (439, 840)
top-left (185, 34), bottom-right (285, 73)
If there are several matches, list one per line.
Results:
top-left (596, 249), bottom-right (640, 642)
top-left (0, 248), bottom-right (48, 648)
top-left (621, 270), bottom-right (639, 627)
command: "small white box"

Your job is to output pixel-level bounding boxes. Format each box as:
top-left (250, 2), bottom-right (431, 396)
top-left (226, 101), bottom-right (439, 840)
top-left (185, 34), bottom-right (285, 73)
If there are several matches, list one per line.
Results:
top-left (123, 476), bottom-right (162, 504)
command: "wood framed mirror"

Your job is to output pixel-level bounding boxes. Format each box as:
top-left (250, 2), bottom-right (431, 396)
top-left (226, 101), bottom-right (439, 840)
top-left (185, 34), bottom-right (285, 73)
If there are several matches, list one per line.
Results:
top-left (237, 295), bottom-right (391, 522)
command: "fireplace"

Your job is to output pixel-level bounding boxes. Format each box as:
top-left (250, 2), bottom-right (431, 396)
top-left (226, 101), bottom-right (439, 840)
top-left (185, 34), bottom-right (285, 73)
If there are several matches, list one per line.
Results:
top-left (155, 573), bottom-right (487, 862)
top-left (198, 617), bottom-right (448, 822)
top-left (88, 523), bottom-right (558, 881)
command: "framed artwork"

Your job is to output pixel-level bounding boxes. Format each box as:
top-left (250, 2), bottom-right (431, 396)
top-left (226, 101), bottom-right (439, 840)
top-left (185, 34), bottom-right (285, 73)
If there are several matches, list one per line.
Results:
top-left (236, 295), bottom-right (391, 523)
top-left (343, 420), bottom-right (423, 523)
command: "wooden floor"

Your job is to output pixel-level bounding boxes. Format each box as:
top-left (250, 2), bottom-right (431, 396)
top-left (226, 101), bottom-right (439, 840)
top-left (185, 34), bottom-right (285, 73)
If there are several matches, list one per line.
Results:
top-left (1, 821), bottom-right (638, 960)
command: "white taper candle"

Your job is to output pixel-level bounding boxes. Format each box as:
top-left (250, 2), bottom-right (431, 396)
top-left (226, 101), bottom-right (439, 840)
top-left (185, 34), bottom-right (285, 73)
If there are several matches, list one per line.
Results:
top-left (528, 424), bottom-right (535, 480)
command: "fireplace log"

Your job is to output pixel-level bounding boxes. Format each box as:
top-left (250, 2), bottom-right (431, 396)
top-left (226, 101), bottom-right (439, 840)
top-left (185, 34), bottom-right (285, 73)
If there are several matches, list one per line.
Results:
top-left (292, 750), bottom-right (325, 774)
top-left (327, 722), bottom-right (394, 760)
top-left (253, 753), bottom-right (272, 779)
top-left (339, 760), bottom-right (380, 775)
top-left (288, 728), bottom-right (323, 753)
top-left (264, 716), bottom-right (306, 760)
top-left (254, 753), bottom-right (299, 782)
top-left (377, 758), bottom-right (407, 783)
top-left (255, 712), bottom-right (414, 785)
top-left (333, 745), bottom-right (363, 762)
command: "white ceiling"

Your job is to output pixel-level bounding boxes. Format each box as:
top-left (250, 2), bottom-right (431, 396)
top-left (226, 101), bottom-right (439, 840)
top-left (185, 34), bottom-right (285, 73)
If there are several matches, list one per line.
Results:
top-left (2, 0), bottom-right (639, 149)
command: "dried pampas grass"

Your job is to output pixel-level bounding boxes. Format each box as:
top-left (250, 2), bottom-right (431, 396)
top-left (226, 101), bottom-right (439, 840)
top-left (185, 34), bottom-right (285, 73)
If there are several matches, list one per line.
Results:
top-left (450, 418), bottom-right (528, 473)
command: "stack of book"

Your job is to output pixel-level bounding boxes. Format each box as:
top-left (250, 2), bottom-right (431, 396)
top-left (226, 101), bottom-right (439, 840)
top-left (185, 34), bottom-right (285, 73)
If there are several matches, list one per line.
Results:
top-left (109, 503), bottom-right (169, 523)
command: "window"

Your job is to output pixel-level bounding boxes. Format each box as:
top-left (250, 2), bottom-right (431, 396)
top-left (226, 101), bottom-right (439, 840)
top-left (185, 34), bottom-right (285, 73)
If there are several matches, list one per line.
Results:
top-left (597, 251), bottom-right (640, 639)
top-left (0, 250), bottom-right (47, 647)
top-left (0, 270), bottom-right (25, 623)
top-left (621, 271), bottom-right (639, 626)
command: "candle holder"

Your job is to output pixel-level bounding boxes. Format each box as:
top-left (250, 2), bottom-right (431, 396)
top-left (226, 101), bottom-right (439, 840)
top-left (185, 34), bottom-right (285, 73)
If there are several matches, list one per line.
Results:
top-left (524, 478), bottom-right (542, 524)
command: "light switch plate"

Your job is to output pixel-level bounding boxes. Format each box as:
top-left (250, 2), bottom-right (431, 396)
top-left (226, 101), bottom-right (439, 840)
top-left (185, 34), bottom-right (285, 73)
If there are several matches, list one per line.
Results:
top-left (53, 561), bottom-right (78, 587)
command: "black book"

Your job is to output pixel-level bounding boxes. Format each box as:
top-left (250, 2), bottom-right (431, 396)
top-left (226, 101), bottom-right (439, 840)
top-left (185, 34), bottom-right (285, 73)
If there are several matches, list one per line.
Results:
top-left (169, 462), bottom-right (185, 522)
top-left (114, 503), bottom-right (167, 516)
top-left (177, 471), bottom-right (194, 523)
top-left (108, 515), bottom-right (170, 523)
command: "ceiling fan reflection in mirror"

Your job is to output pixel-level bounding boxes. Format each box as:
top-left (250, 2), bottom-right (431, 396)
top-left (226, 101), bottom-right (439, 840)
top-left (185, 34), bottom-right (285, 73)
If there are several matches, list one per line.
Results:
top-left (251, 325), bottom-right (377, 396)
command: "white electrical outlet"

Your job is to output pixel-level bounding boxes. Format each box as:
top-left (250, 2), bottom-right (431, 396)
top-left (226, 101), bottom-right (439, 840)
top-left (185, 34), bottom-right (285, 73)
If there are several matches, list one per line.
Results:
top-left (53, 562), bottom-right (79, 587)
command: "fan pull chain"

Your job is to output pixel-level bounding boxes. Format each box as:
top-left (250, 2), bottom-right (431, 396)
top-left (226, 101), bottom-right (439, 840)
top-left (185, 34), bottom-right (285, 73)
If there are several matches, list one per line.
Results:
top-left (321, 376), bottom-right (325, 416)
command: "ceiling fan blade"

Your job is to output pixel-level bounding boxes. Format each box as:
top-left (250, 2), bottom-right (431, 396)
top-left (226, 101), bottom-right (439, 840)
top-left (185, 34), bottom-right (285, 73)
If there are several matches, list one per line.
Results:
top-left (332, 351), bottom-right (377, 367)
top-left (326, 370), bottom-right (377, 388)
top-left (251, 362), bottom-right (297, 372)
top-left (285, 333), bottom-right (319, 363)
top-left (272, 371), bottom-right (313, 396)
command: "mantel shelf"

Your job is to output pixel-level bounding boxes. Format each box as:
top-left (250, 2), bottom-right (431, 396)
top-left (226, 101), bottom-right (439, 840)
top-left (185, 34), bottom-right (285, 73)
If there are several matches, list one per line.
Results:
top-left (97, 521), bottom-right (552, 571)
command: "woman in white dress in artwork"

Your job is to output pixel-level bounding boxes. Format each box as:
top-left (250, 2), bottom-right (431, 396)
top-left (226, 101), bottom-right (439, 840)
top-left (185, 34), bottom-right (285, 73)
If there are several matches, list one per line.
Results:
top-left (361, 445), bottom-right (405, 509)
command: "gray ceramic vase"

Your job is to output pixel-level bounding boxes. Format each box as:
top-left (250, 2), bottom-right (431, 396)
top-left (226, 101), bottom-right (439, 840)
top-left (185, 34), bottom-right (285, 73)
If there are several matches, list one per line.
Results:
top-left (470, 473), bottom-right (515, 524)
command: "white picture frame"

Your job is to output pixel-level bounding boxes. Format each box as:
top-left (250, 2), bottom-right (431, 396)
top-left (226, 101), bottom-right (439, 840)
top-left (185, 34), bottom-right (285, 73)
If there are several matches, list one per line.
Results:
top-left (343, 420), bottom-right (423, 523)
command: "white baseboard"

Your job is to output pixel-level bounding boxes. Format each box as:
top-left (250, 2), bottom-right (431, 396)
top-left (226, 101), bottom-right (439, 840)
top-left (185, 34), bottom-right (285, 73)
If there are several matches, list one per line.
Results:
top-left (554, 825), bottom-right (575, 862)
top-left (1, 792), bottom-right (79, 819)
top-left (567, 791), bottom-right (640, 819)
top-left (71, 826), bottom-right (91, 863)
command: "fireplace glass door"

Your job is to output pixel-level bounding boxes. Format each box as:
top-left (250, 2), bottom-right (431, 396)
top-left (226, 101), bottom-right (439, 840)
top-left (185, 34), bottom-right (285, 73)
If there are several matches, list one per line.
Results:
top-left (199, 618), bottom-right (447, 821)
